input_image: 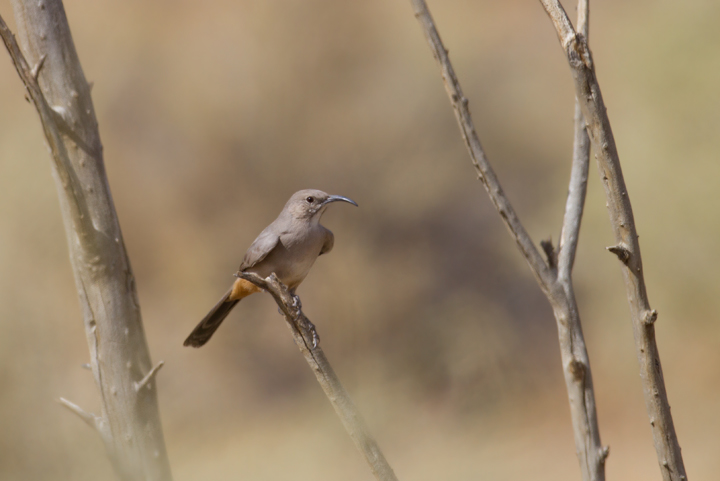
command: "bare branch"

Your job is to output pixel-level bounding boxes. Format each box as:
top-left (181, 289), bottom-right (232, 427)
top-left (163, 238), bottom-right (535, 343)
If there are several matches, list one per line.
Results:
top-left (539, 1), bottom-right (687, 480)
top-left (0, 13), bottom-right (95, 241)
top-left (134, 361), bottom-right (165, 392)
top-left (1, 2), bottom-right (172, 479)
top-left (237, 271), bottom-right (399, 481)
top-left (553, 3), bottom-right (608, 477)
top-left (557, 101), bottom-right (590, 279)
top-left (409, 2), bottom-right (606, 480)
top-left (409, 0), bottom-right (554, 293)
top-left (576, 0), bottom-right (589, 38)
top-left (58, 397), bottom-right (99, 430)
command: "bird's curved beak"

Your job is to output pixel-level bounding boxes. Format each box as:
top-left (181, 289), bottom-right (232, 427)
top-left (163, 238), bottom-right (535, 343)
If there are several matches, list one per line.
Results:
top-left (324, 195), bottom-right (358, 207)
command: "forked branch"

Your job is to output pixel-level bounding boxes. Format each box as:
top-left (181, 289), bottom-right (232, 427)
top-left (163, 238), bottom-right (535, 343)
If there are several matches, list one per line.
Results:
top-left (538, 1), bottom-right (687, 480)
top-left (409, 1), bottom-right (606, 480)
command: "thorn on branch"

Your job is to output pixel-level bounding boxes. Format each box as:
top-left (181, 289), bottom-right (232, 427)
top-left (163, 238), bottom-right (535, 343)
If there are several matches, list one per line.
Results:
top-left (134, 361), bottom-right (164, 392)
top-left (606, 244), bottom-right (631, 264)
top-left (58, 397), bottom-right (98, 430)
top-left (81, 363), bottom-right (91, 370)
top-left (540, 238), bottom-right (556, 269)
top-left (599, 445), bottom-right (610, 463)
top-left (643, 309), bottom-right (658, 326)
top-left (51, 104), bottom-right (70, 123)
top-left (30, 54), bottom-right (46, 81)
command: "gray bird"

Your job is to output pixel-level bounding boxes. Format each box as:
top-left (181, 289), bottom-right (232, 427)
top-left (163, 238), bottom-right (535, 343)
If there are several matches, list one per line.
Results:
top-left (184, 189), bottom-right (357, 347)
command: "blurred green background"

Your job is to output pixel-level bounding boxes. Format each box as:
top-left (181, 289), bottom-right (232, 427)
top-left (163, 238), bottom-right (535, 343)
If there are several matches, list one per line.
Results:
top-left (1, 0), bottom-right (718, 479)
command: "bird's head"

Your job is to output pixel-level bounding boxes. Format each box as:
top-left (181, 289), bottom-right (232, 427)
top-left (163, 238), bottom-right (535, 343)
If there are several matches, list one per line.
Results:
top-left (285, 189), bottom-right (358, 222)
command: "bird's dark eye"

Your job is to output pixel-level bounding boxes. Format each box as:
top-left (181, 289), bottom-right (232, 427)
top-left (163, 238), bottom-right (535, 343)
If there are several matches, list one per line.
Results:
top-left (306, 196), bottom-right (315, 203)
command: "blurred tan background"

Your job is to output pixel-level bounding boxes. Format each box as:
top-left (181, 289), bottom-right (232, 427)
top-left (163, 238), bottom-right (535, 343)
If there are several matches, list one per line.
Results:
top-left (1, 0), bottom-right (718, 479)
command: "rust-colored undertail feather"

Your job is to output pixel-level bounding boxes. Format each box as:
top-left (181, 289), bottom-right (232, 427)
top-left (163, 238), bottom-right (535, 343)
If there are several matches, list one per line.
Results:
top-left (183, 289), bottom-right (240, 348)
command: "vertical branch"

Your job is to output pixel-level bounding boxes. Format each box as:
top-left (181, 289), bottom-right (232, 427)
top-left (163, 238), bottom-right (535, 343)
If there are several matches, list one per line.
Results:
top-left (237, 272), bottom-right (399, 481)
top-left (409, 1), bottom-right (606, 480)
top-left (0, 1), bottom-right (172, 480)
top-left (557, 101), bottom-right (590, 277)
top-left (557, 0), bottom-right (589, 278)
top-left (539, 1), bottom-right (687, 480)
top-left (555, 3), bottom-right (609, 479)
top-left (557, 102), bottom-right (589, 276)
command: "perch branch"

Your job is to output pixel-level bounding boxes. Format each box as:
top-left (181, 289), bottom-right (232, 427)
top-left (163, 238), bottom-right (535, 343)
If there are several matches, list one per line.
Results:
top-left (539, 1), bottom-right (687, 480)
top-left (410, 1), bottom-right (606, 480)
top-left (237, 271), bottom-right (399, 481)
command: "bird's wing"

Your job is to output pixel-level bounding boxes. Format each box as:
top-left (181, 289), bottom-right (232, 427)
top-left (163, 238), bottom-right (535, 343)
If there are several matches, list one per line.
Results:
top-left (238, 226), bottom-right (280, 270)
top-left (319, 227), bottom-right (334, 256)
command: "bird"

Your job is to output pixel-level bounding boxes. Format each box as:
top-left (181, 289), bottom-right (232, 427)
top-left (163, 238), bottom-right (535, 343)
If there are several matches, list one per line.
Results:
top-left (183, 189), bottom-right (357, 348)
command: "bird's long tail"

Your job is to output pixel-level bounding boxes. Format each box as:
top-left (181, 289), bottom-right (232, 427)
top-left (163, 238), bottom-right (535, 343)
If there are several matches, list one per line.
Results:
top-left (184, 277), bottom-right (261, 348)
top-left (183, 289), bottom-right (240, 348)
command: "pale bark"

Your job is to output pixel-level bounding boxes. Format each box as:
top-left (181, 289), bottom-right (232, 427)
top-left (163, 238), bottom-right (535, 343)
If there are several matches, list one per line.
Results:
top-left (555, 3), bottom-right (607, 480)
top-left (409, 1), bottom-right (607, 480)
top-left (237, 272), bottom-right (399, 481)
top-left (538, 2), bottom-right (687, 480)
top-left (0, 1), bottom-right (172, 480)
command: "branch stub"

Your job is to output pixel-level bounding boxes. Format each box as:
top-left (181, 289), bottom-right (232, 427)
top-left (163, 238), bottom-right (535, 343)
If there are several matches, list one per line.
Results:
top-left (606, 244), bottom-right (631, 264)
top-left (643, 309), bottom-right (658, 326)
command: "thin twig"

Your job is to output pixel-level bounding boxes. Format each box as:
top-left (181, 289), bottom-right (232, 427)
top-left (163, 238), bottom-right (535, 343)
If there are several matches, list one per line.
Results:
top-left (58, 397), bottom-right (99, 430)
top-left (409, 1), bottom-right (606, 480)
top-left (237, 271), bottom-right (399, 481)
top-left (557, 98), bottom-right (590, 278)
top-left (410, 0), bottom-right (554, 292)
top-left (539, 2), bottom-right (687, 480)
top-left (134, 361), bottom-right (165, 392)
